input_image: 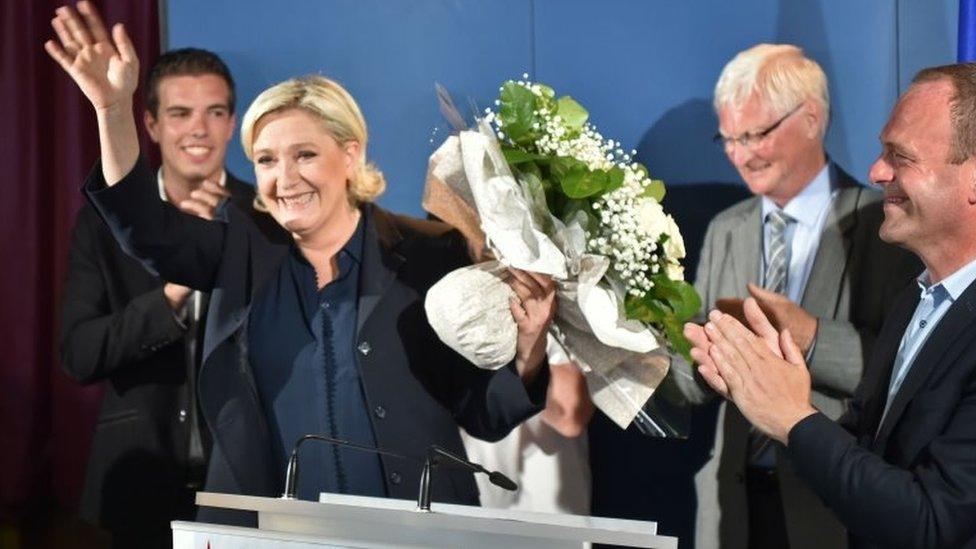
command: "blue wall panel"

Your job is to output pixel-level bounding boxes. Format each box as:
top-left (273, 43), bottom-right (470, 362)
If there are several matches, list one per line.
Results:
top-left (533, 0), bottom-right (776, 186)
top-left (774, 0), bottom-right (898, 182)
top-left (898, 0), bottom-right (957, 91)
top-left (166, 0), bottom-right (956, 216)
top-left (167, 0), bottom-right (532, 215)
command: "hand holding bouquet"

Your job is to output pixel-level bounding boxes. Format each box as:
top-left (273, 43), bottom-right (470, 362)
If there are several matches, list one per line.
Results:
top-left (424, 77), bottom-right (700, 434)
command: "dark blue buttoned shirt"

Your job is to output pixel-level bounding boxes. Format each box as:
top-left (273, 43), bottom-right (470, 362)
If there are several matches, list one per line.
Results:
top-left (249, 216), bottom-right (385, 501)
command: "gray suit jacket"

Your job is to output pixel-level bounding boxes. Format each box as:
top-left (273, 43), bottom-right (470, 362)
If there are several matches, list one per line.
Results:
top-left (673, 166), bottom-right (920, 549)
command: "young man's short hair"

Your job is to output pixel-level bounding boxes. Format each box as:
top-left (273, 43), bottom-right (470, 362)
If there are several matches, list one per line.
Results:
top-left (145, 48), bottom-right (235, 116)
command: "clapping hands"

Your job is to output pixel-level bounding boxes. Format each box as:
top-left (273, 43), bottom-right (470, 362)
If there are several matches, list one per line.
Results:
top-left (684, 298), bottom-right (817, 443)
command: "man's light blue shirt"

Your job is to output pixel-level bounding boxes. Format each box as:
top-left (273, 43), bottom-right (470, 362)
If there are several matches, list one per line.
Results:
top-left (761, 163), bottom-right (835, 303)
top-left (879, 256), bottom-right (976, 426)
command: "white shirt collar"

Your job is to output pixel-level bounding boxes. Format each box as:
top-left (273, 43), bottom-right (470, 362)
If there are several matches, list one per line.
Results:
top-left (156, 167), bottom-right (227, 203)
top-left (761, 163), bottom-right (832, 227)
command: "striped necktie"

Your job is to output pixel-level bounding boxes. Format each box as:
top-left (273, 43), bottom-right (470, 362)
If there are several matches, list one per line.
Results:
top-left (763, 210), bottom-right (795, 293)
top-left (748, 209), bottom-right (795, 467)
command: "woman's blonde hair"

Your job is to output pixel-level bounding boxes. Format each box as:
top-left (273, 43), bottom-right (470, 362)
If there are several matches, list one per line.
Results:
top-left (241, 75), bottom-right (386, 203)
top-left (714, 44), bottom-right (830, 138)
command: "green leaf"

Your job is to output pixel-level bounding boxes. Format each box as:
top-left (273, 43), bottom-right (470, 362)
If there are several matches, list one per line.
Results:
top-left (516, 158), bottom-right (543, 181)
top-left (549, 156), bottom-right (579, 175)
top-left (624, 293), bottom-right (668, 324)
top-left (498, 81), bottom-right (537, 144)
top-left (624, 292), bottom-right (695, 361)
top-left (606, 167), bottom-right (625, 192)
top-left (560, 168), bottom-right (608, 199)
top-left (650, 276), bottom-right (702, 322)
top-left (519, 171), bottom-right (555, 235)
top-left (662, 318), bottom-right (693, 362)
top-left (502, 147), bottom-right (547, 165)
top-left (561, 199), bottom-right (596, 232)
top-left (556, 96), bottom-right (588, 130)
top-left (549, 157), bottom-right (620, 199)
top-left (641, 179), bottom-right (666, 202)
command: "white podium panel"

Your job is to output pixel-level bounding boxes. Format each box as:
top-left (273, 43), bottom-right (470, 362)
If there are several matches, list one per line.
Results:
top-left (173, 492), bottom-right (678, 549)
top-left (173, 521), bottom-right (353, 548)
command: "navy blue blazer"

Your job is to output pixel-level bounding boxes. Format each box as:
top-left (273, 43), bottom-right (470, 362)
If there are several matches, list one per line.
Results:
top-left (85, 158), bottom-right (547, 525)
top-left (787, 278), bottom-right (976, 548)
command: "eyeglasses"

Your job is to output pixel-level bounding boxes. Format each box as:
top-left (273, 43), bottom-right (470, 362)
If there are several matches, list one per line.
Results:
top-left (713, 104), bottom-right (803, 152)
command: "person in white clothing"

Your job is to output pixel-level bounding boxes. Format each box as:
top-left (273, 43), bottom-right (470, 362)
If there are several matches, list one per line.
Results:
top-left (461, 339), bottom-right (593, 515)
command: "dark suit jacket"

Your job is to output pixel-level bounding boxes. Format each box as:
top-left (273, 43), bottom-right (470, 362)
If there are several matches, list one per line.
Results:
top-left (84, 158), bottom-right (546, 526)
top-left (60, 170), bottom-right (282, 539)
top-left (787, 279), bottom-right (976, 548)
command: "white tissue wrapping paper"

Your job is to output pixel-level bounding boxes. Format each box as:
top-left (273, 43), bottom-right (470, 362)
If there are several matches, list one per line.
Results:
top-left (424, 262), bottom-right (517, 371)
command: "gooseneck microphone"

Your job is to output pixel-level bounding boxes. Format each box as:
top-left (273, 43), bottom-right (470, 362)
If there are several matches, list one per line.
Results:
top-left (429, 445), bottom-right (518, 491)
top-left (417, 445), bottom-right (519, 512)
top-left (280, 434), bottom-right (518, 512)
top-left (282, 434), bottom-right (413, 499)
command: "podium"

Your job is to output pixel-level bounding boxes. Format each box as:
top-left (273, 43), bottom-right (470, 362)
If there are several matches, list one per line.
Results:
top-left (172, 492), bottom-right (678, 548)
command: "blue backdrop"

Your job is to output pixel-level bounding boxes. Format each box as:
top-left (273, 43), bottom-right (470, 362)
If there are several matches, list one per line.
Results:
top-left (165, 0), bottom-right (957, 216)
top-left (164, 1), bottom-right (961, 540)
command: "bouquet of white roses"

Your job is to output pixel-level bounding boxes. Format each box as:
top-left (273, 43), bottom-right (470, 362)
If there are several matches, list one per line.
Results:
top-left (423, 77), bottom-right (700, 434)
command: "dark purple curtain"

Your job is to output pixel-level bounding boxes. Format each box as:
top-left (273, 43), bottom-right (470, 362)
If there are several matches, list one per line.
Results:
top-left (0, 0), bottom-right (159, 523)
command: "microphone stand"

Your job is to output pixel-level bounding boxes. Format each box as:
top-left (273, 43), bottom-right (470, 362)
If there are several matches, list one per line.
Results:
top-left (417, 456), bottom-right (434, 512)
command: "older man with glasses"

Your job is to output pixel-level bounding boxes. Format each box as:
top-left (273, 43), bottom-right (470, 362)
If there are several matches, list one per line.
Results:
top-left (667, 43), bottom-right (919, 549)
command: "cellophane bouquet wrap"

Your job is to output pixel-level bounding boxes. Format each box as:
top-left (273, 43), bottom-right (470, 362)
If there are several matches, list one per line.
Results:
top-left (423, 78), bottom-right (700, 435)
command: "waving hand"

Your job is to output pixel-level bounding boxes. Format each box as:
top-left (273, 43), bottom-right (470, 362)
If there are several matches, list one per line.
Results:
top-left (44, 1), bottom-right (141, 185)
top-left (45, 2), bottom-right (139, 112)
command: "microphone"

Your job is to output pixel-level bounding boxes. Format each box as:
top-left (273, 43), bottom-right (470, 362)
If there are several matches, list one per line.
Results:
top-left (282, 434), bottom-right (414, 499)
top-left (417, 445), bottom-right (517, 512)
top-left (428, 445), bottom-right (518, 491)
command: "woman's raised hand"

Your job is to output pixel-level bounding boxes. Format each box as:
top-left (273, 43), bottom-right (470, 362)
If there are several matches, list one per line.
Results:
top-left (44, 1), bottom-right (141, 184)
top-left (44, 1), bottom-right (139, 112)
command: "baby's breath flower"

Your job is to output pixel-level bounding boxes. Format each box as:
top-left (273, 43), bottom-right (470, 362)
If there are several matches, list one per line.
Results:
top-left (482, 77), bottom-right (688, 300)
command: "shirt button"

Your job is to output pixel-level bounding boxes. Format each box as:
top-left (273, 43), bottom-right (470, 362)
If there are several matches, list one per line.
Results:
top-left (178, 409), bottom-right (187, 423)
top-left (389, 471), bottom-right (402, 485)
top-left (322, 301), bottom-right (331, 310)
top-left (920, 320), bottom-right (927, 328)
top-left (374, 405), bottom-right (386, 419)
top-left (358, 341), bottom-right (371, 356)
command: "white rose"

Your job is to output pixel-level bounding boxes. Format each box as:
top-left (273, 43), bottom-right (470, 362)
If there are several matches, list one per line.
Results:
top-left (636, 198), bottom-right (668, 239)
top-left (666, 261), bottom-right (685, 281)
top-left (663, 214), bottom-right (686, 260)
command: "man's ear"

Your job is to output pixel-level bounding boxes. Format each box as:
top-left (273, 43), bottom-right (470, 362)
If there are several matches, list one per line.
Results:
top-left (968, 161), bottom-right (976, 206)
top-left (803, 100), bottom-right (822, 140)
top-left (144, 110), bottom-right (160, 143)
